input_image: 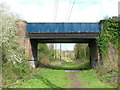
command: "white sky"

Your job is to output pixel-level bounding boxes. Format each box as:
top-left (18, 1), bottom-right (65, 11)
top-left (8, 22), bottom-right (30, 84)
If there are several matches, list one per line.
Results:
top-left (48, 43), bottom-right (75, 51)
top-left (1, 0), bottom-right (119, 50)
top-left (2, 0), bottom-right (119, 22)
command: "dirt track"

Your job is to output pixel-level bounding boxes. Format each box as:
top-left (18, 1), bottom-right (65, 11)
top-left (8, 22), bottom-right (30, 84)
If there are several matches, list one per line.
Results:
top-left (66, 70), bottom-right (83, 88)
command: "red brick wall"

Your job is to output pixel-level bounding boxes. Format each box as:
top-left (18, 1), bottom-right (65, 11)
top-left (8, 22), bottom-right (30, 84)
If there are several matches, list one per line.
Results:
top-left (16, 21), bottom-right (26, 53)
top-left (16, 21), bottom-right (26, 37)
top-left (16, 21), bottom-right (34, 60)
top-left (25, 38), bottom-right (33, 59)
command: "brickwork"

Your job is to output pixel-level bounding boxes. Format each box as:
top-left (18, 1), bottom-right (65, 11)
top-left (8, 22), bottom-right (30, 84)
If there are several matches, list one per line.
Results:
top-left (25, 38), bottom-right (31, 58)
top-left (16, 21), bottom-right (26, 37)
top-left (16, 21), bottom-right (26, 53)
top-left (17, 21), bottom-right (37, 68)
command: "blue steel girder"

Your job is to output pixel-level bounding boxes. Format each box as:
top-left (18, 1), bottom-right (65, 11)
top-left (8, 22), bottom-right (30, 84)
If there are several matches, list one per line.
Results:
top-left (26, 22), bottom-right (100, 33)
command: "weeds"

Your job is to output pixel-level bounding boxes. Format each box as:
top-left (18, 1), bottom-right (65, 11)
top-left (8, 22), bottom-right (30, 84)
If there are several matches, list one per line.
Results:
top-left (76, 69), bottom-right (114, 88)
top-left (2, 61), bottom-right (32, 88)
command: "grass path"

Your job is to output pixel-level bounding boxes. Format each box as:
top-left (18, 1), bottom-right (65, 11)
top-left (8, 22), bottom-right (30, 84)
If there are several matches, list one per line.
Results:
top-left (76, 69), bottom-right (114, 88)
top-left (69, 71), bottom-right (81, 88)
top-left (10, 68), bottom-right (114, 88)
top-left (10, 68), bottom-right (71, 88)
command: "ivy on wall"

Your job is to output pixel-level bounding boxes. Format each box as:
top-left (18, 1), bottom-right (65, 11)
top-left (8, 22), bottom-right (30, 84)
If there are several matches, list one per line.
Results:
top-left (97, 16), bottom-right (119, 60)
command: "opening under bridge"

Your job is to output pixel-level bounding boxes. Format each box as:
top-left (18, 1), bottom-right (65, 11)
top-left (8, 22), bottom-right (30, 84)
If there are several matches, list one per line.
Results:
top-left (17, 22), bottom-right (101, 68)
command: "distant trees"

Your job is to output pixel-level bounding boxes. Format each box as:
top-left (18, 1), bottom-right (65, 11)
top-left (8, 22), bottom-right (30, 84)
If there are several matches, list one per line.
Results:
top-left (74, 44), bottom-right (89, 61)
top-left (38, 43), bottom-right (59, 65)
top-left (38, 43), bottom-right (50, 59)
top-left (48, 44), bottom-right (55, 57)
top-left (62, 50), bottom-right (75, 61)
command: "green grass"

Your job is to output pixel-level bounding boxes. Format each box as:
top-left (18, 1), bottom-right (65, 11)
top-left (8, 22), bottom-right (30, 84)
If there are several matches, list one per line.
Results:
top-left (10, 68), bottom-right (71, 88)
top-left (61, 62), bottom-right (77, 66)
top-left (9, 68), bottom-right (115, 88)
top-left (7, 60), bottom-right (115, 88)
top-left (2, 62), bottom-right (32, 88)
top-left (98, 69), bottom-right (119, 88)
top-left (76, 69), bottom-right (114, 88)
top-left (46, 60), bottom-right (90, 70)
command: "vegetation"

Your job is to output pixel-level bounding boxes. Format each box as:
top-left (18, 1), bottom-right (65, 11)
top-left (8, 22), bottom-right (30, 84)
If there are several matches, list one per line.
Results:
top-left (1, 3), bottom-right (31, 88)
top-left (37, 43), bottom-right (90, 70)
top-left (77, 69), bottom-right (113, 88)
top-left (96, 16), bottom-right (119, 88)
top-left (8, 68), bottom-right (113, 88)
top-left (9, 68), bottom-right (71, 88)
top-left (74, 44), bottom-right (89, 61)
top-left (38, 43), bottom-right (50, 60)
top-left (37, 43), bottom-right (57, 66)
top-left (1, 3), bottom-right (23, 64)
top-left (48, 43), bottom-right (56, 57)
top-left (2, 62), bottom-right (32, 87)
top-left (44, 60), bottom-right (90, 70)
top-left (1, 2), bottom-right (119, 88)
top-left (97, 16), bottom-right (119, 60)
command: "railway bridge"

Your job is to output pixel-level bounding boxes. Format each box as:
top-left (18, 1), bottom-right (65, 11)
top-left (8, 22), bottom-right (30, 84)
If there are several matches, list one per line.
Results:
top-left (17, 21), bottom-right (100, 68)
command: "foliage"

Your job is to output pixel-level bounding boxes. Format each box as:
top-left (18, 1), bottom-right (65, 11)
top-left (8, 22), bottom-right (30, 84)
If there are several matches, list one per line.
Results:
top-left (43, 60), bottom-right (90, 70)
top-left (37, 43), bottom-right (57, 66)
top-left (38, 43), bottom-right (57, 59)
top-left (10, 68), bottom-right (71, 88)
top-left (0, 3), bottom-right (24, 63)
top-left (48, 44), bottom-right (55, 57)
top-left (38, 43), bottom-right (50, 54)
top-left (1, 3), bottom-right (32, 87)
top-left (99, 70), bottom-right (118, 87)
top-left (96, 16), bottom-right (119, 88)
top-left (96, 16), bottom-right (119, 60)
top-left (74, 44), bottom-right (89, 60)
top-left (77, 69), bottom-right (114, 88)
top-left (61, 50), bottom-right (75, 61)
top-left (9, 68), bottom-right (113, 88)
top-left (2, 62), bottom-right (32, 87)
top-left (38, 43), bottom-right (50, 59)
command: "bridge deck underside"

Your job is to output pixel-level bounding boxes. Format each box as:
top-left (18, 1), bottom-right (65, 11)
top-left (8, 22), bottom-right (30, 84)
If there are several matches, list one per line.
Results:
top-left (28, 32), bottom-right (99, 43)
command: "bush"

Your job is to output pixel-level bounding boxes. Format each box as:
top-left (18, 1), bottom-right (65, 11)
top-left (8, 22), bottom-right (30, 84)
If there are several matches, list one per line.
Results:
top-left (2, 61), bottom-right (32, 87)
top-left (97, 16), bottom-right (119, 60)
top-left (96, 16), bottom-right (119, 88)
top-left (1, 3), bottom-right (32, 88)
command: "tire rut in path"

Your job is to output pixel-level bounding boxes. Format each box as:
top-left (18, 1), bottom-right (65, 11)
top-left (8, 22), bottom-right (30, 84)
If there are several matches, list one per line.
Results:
top-left (69, 71), bottom-right (82, 88)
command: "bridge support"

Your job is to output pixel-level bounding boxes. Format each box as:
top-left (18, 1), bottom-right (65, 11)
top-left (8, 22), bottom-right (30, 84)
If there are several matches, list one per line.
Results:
top-left (26, 39), bottom-right (38, 68)
top-left (89, 40), bottom-right (100, 68)
top-left (17, 21), bottom-right (38, 68)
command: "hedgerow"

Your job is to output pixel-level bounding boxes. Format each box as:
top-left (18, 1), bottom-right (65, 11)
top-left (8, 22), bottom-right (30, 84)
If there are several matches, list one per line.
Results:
top-left (1, 3), bottom-right (32, 87)
top-left (96, 16), bottom-right (119, 60)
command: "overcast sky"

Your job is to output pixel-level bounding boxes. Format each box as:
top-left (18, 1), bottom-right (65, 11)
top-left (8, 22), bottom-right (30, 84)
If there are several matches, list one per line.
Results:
top-left (2, 0), bottom-right (119, 22)
top-left (1, 0), bottom-right (119, 50)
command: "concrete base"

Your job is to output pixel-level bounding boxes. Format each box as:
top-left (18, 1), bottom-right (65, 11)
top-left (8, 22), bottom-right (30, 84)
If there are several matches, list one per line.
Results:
top-left (25, 39), bottom-right (38, 68)
top-left (28, 60), bottom-right (37, 68)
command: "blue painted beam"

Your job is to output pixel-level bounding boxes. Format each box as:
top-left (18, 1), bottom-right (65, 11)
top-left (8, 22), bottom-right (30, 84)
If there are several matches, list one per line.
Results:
top-left (26, 23), bottom-right (100, 33)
